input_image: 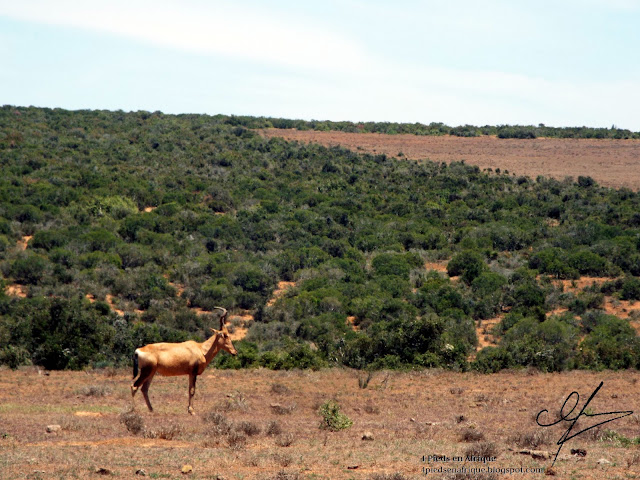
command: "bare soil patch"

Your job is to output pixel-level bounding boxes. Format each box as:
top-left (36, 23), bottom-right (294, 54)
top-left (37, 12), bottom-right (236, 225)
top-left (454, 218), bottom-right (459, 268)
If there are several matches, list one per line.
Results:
top-left (260, 129), bottom-right (640, 190)
top-left (475, 316), bottom-right (502, 351)
top-left (0, 368), bottom-right (638, 479)
top-left (425, 261), bottom-right (449, 273)
top-left (16, 235), bottom-right (32, 251)
top-left (5, 284), bottom-right (27, 298)
top-left (267, 281), bottom-right (296, 307)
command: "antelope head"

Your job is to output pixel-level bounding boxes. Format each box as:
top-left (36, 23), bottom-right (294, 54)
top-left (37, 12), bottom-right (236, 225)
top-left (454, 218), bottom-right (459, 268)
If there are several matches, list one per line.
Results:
top-left (209, 327), bottom-right (237, 355)
top-left (211, 307), bottom-right (237, 356)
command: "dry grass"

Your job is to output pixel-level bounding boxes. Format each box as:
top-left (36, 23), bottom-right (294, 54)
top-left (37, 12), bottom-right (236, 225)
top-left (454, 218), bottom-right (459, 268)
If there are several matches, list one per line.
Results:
top-left (119, 410), bottom-right (144, 435)
top-left (509, 430), bottom-right (552, 449)
top-left (460, 427), bottom-right (485, 442)
top-left (271, 382), bottom-right (291, 395)
top-left (236, 420), bottom-right (261, 436)
top-left (0, 368), bottom-right (639, 479)
top-left (464, 441), bottom-right (499, 458)
top-left (364, 401), bottom-right (380, 414)
top-left (266, 420), bottom-right (283, 436)
top-left (270, 403), bottom-right (296, 415)
top-left (274, 432), bottom-right (295, 447)
top-left (78, 384), bottom-right (112, 397)
top-left (143, 423), bottom-right (183, 440)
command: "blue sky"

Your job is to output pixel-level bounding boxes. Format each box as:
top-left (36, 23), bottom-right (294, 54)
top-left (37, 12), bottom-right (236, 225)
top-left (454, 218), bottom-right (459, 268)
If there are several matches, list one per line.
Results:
top-left (2, 0), bottom-right (640, 129)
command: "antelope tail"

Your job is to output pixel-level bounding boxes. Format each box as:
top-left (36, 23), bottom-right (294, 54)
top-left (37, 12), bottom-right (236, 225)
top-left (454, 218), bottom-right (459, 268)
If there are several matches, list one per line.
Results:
top-left (133, 351), bottom-right (139, 379)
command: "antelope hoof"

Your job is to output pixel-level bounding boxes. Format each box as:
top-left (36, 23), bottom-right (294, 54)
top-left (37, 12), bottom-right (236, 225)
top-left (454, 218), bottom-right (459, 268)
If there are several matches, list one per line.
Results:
top-left (188, 406), bottom-right (195, 415)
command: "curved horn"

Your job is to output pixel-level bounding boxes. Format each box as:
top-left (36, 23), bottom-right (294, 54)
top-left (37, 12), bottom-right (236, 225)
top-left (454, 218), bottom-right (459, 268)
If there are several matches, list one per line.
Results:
top-left (213, 307), bottom-right (227, 328)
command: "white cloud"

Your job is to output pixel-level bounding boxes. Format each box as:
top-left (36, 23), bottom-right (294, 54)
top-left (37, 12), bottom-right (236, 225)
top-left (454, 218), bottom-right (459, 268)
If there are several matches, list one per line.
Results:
top-left (0, 0), bottom-right (370, 72)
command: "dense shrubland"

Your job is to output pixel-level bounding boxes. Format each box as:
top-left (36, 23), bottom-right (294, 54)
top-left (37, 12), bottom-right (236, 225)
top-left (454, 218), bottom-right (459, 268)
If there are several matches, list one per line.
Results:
top-left (221, 114), bottom-right (640, 139)
top-left (1, 106), bottom-right (639, 372)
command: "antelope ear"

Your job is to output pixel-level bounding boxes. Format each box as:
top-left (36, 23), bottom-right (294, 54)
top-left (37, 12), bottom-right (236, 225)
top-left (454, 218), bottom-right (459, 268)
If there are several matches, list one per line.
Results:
top-left (210, 328), bottom-right (220, 334)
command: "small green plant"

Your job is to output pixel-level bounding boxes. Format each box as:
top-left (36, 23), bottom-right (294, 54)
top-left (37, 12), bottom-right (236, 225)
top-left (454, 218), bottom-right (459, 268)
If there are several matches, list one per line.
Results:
top-left (318, 400), bottom-right (353, 431)
top-left (601, 429), bottom-right (634, 447)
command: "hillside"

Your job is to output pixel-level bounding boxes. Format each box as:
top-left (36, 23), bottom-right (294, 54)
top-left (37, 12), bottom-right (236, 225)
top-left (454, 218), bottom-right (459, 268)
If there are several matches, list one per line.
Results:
top-left (1, 106), bottom-right (640, 372)
top-left (260, 129), bottom-right (640, 191)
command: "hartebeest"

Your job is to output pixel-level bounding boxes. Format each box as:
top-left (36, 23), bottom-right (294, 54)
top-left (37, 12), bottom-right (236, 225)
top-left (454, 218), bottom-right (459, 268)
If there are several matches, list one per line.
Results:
top-left (131, 307), bottom-right (237, 414)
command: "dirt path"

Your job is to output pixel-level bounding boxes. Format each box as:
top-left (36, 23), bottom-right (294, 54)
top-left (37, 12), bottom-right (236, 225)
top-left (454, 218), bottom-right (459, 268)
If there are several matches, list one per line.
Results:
top-left (260, 129), bottom-right (640, 190)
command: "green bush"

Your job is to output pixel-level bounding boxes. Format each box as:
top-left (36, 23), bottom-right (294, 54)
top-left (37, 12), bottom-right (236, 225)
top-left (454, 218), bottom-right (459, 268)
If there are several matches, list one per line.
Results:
top-left (0, 345), bottom-right (32, 369)
top-left (31, 229), bottom-right (70, 250)
top-left (529, 248), bottom-right (578, 279)
top-left (447, 251), bottom-right (486, 284)
top-left (85, 229), bottom-right (120, 252)
top-left (567, 250), bottom-right (609, 276)
top-left (371, 253), bottom-right (411, 279)
top-left (90, 196), bottom-right (138, 219)
top-left (472, 347), bottom-right (513, 373)
top-left (496, 317), bottom-right (580, 372)
top-left (580, 313), bottom-right (639, 369)
top-left (10, 253), bottom-right (49, 284)
top-left (3, 106), bottom-right (640, 372)
top-left (318, 400), bottom-right (353, 431)
top-left (621, 276), bottom-right (640, 301)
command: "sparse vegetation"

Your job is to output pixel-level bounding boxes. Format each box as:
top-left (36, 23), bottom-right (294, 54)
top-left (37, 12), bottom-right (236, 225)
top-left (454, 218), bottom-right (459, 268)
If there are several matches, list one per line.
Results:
top-left (274, 433), bottom-right (295, 447)
top-left (144, 423), bottom-right (183, 440)
top-left (223, 392), bottom-right (248, 412)
top-left (364, 402), bottom-right (380, 414)
top-left (369, 474), bottom-right (408, 480)
top-left (460, 428), bottom-right (485, 442)
top-left (271, 403), bottom-right (296, 415)
top-left (271, 383), bottom-right (291, 395)
top-left (266, 420), bottom-right (283, 436)
top-left (119, 410), bottom-right (144, 435)
top-left (509, 430), bottom-right (551, 449)
top-left (78, 385), bottom-right (111, 397)
top-left (227, 430), bottom-right (247, 450)
top-left (1, 368), bottom-right (638, 478)
top-left (464, 441), bottom-right (499, 458)
top-left (203, 411), bottom-right (233, 436)
top-left (236, 420), bottom-right (261, 436)
top-left (358, 370), bottom-right (375, 389)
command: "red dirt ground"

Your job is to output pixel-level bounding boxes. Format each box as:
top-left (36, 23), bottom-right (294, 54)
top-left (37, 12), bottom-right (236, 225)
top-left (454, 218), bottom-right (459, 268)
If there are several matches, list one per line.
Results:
top-left (260, 129), bottom-right (640, 190)
top-left (1, 368), bottom-right (639, 479)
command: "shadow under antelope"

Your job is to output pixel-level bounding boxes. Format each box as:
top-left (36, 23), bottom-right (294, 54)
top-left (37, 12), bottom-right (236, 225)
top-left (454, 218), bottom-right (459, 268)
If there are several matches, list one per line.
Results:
top-left (131, 307), bottom-right (237, 414)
